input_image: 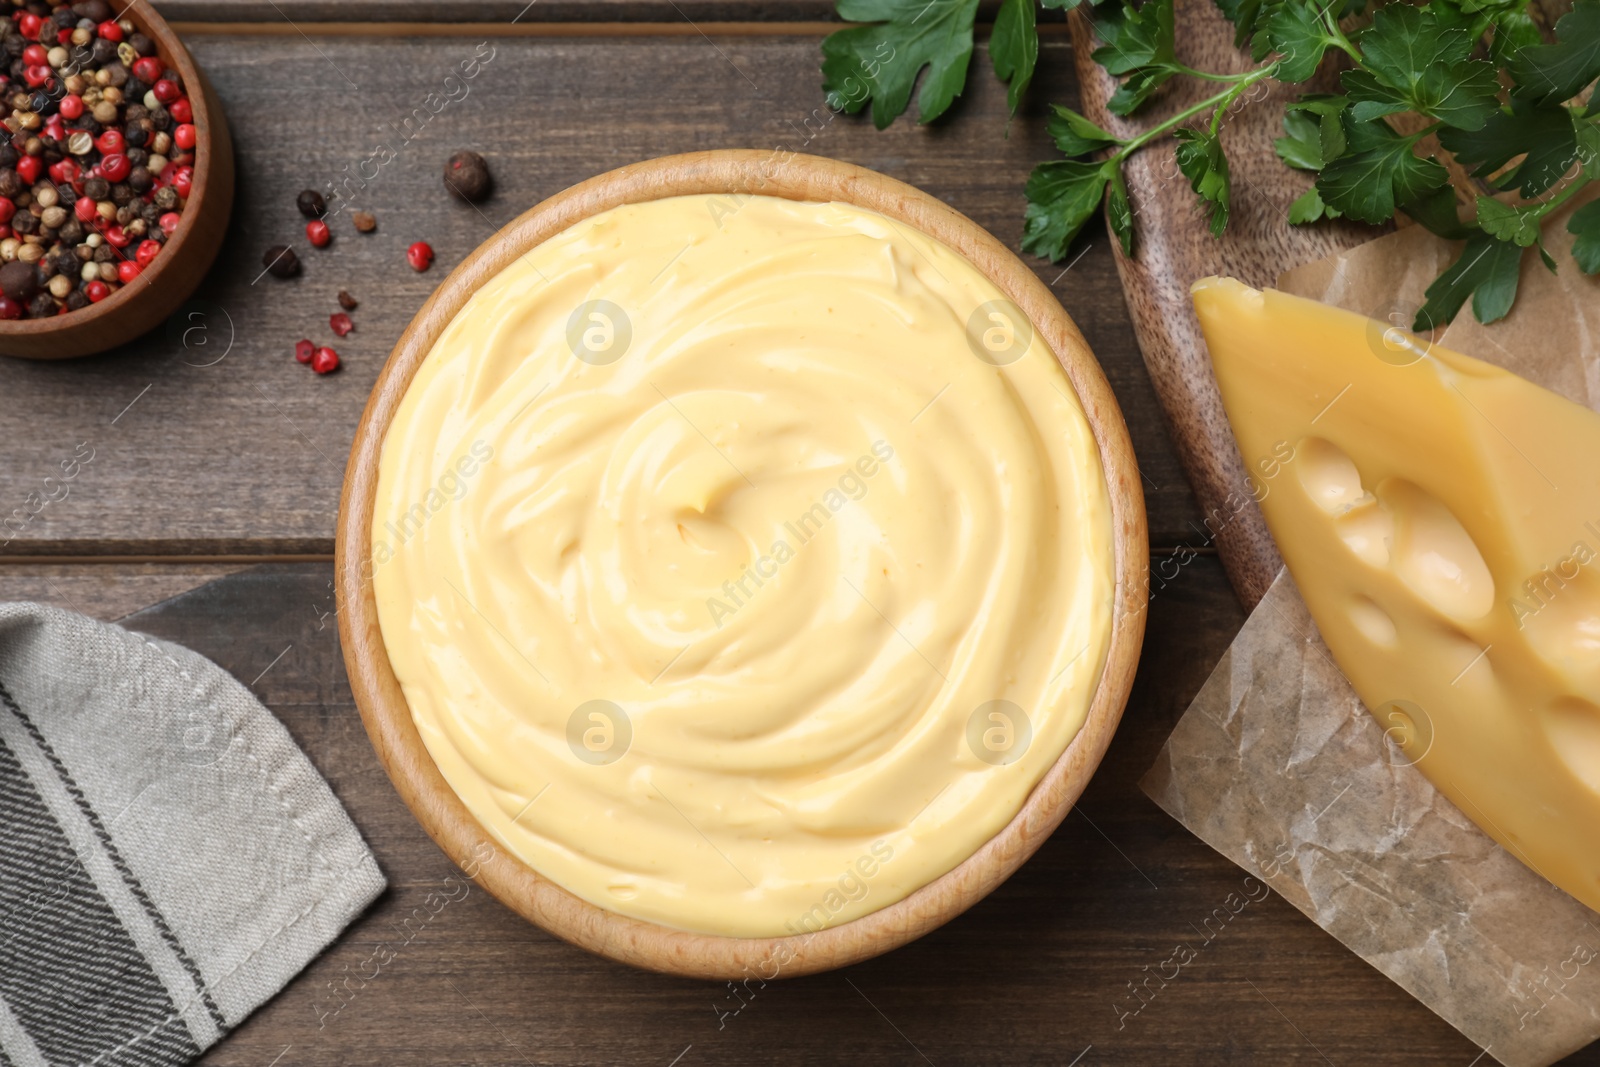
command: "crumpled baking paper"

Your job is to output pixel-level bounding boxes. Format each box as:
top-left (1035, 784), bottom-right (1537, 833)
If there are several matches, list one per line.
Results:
top-left (1144, 188), bottom-right (1600, 1067)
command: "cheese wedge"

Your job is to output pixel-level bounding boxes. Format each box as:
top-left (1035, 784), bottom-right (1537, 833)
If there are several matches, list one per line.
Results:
top-left (1193, 277), bottom-right (1600, 913)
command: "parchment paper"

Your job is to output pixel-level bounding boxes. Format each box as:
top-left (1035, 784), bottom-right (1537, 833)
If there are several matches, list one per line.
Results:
top-left (1144, 187), bottom-right (1600, 1067)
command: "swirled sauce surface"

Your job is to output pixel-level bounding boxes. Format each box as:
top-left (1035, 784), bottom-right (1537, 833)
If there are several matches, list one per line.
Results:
top-left (372, 194), bottom-right (1114, 936)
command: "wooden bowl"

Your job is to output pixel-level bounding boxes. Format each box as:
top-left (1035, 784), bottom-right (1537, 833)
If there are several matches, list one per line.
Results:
top-left (337, 150), bottom-right (1149, 979)
top-left (0, 7), bottom-right (233, 360)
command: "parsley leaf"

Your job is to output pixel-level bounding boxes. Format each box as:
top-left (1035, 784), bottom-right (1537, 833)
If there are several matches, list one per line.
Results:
top-left (821, 0), bottom-right (978, 128)
top-left (1569, 199), bottom-right (1600, 273)
top-left (1414, 230), bottom-right (1525, 329)
top-left (991, 0), bottom-right (1039, 116)
top-left (1266, 0), bottom-right (1336, 83)
top-left (1047, 104), bottom-right (1122, 156)
top-left (1108, 167), bottom-right (1135, 254)
top-left (1438, 100), bottom-right (1579, 197)
top-left (1511, 0), bottom-right (1600, 105)
top-left (1400, 183), bottom-right (1468, 237)
top-left (1214, 0), bottom-right (1268, 48)
top-left (1288, 184), bottom-right (1341, 222)
top-left (1343, 5), bottom-right (1499, 130)
top-left (1475, 196), bottom-right (1543, 247)
top-left (1275, 109), bottom-right (1327, 170)
top-left (1173, 127), bottom-right (1232, 235)
top-left (1317, 115), bottom-right (1450, 223)
top-left (1022, 159), bottom-right (1117, 260)
top-left (1093, 0), bottom-right (1181, 114)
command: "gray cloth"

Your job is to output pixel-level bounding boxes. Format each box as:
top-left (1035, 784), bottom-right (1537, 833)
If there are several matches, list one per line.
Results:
top-left (0, 601), bottom-right (385, 1066)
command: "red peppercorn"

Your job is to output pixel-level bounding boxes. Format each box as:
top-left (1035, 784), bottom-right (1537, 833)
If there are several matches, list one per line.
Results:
top-left (15, 155), bottom-right (40, 185)
top-left (116, 260), bottom-right (141, 283)
top-left (132, 57), bottom-right (162, 83)
top-left (96, 20), bottom-right (122, 40)
top-left (54, 27), bottom-right (70, 45)
top-left (330, 312), bottom-right (353, 337)
top-left (152, 78), bottom-right (180, 104)
top-left (173, 124), bottom-right (195, 151)
top-left (22, 44), bottom-right (46, 67)
top-left (306, 219), bottom-right (330, 248)
top-left (169, 98), bottom-right (192, 124)
top-left (311, 346), bottom-right (340, 374)
top-left (0, 198), bottom-right (15, 224)
top-left (48, 159), bottom-right (77, 185)
top-left (94, 129), bottom-right (124, 155)
top-left (171, 165), bottom-right (192, 199)
top-left (100, 153), bottom-right (130, 183)
top-left (105, 224), bottom-right (130, 248)
top-left (0, 226), bottom-right (12, 242)
top-left (85, 280), bottom-right (109, 302)
top-left (295, 339), bottom-right (314, 364)
top-left (135, 239), bottom-right (161, 267)
top-left (18, 14), bottom-right (40, 40)
top-left (0, 296), bottom-right (20, 320)
top-left (74, 196), bottom-right (96, 223)
top-left (58, 95), bottom-right (82, 120)
top-left (407, 241), bottom-right (433, 271)
top-left (22, 64), bottom-right (49, 88)
top-left (158, 211), bottom-right (180, 235)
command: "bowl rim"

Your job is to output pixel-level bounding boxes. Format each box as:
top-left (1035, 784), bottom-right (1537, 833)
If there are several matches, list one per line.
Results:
top-left (336, 149), bottom-right (1149, 979)
top-left (0, 1), bottom-right (214, 337)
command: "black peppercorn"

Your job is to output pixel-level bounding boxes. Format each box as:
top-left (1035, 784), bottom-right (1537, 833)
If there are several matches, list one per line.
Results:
top-left (110, 182), bottom-right (133, 206)
top-left (82, 177), bottom-right (108, 201)
top-left (54, 182), bottom-right (74, 205)
top-left (11, 212), bottom-right (36, 235)
top-left (149, 107), bottom-right (170, 132)
top-left (89, 36), bottom-right (115, 66)
top-left (0, 171), bottom-right (22, 199)
top-left (0, 260), bottom-right (38, 301)
top-left (59, 219), bottom-right (82, 243)
top-left (444, 149), bottom-right (492, 202)
top-left (338, 290), bottom-right (358, 310)
top-left (51, 6), bottom-right (73, 26)
top-left (262, 244), bottom-right (300, 279)
top-left (296, 189), bottom-right (326, 219)
top-left (129, 33), bottom-right (155, 57)
top-left (127, 166), bottom-right (151, 193)
top-left (124, 125), bottom-right (145, 148)
top-left (123, 77), bottom-right (145, 100)
top-left (152, 185), bottom-right (177, 210)
top-left (92, 244), bottom-right (113, 263)
top-left (0, 144), bottom-right (16, 168)
top-left (26, 292), bottom-right (53, 318)
top-left (64, 288), bottom-right (87, 310)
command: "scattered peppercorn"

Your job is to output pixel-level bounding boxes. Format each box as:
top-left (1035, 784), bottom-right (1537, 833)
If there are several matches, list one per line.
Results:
top-left (296, 188), bottom-right (325, 219)
top-left (306, 219), bottom-right (330, 248)
top-left (311, 345), bottom-right (339, 374)
top-left (352, 210), bottom-right (375, 233)
top-left (330, 311), bottom-right (352, 337)
top-left (407, 241), bottom-right (433, 272)
top-left (261, 244), bottom-right (298, 278)
top-left (444, 149), bottom-right (491, 202)
top-left (337, 289), bottom-right (357, 310)
top-left (0, 1), bottom-right (197, 317)
top-left (294, 338), bottom-right (313, 363)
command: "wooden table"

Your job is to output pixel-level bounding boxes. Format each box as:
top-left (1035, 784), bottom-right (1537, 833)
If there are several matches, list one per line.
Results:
top-left (0, 4), bottom-right (1578, 1063)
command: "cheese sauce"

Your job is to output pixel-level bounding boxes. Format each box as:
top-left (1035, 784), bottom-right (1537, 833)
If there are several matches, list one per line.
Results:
top-left (372, 194), bottom-right (1114, 936)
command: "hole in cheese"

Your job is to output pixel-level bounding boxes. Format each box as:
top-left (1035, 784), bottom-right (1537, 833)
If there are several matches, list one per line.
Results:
top-left (1380, 478), bottom-right (1495, 621)
top-left (1350, 595), bottom-right (1397, 647)
top-left (1543, 697), bottom-right (1600, 795)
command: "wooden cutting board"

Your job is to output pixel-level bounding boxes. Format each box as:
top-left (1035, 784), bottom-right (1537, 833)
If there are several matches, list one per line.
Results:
top-left (1067, 0), bottom-right (1388, 609)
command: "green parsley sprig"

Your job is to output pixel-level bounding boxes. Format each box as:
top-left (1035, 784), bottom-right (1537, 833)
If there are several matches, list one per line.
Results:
top-left (820, 0), bottom-right (1600, 329)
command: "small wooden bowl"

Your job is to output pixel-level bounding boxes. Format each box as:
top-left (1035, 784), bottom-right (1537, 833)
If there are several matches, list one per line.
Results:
top-left (0, 7), bottom-right (233, 360)
top-left (337, 151), bottom-right (1149, 979)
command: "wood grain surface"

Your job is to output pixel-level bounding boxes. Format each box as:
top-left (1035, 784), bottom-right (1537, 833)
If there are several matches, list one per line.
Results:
top-left (81, 560), bottom-right (1530, 1066)
top-left (0, 30), bottom-right (1201, 558)
top-left (1068, 0), bottom-right (1388, 609)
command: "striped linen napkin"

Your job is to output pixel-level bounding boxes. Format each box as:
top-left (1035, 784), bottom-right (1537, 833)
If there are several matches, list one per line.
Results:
top-left (0, 601), bottom-right (385, 1066)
